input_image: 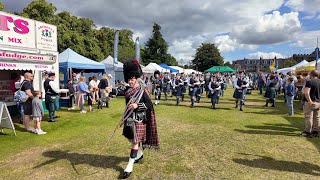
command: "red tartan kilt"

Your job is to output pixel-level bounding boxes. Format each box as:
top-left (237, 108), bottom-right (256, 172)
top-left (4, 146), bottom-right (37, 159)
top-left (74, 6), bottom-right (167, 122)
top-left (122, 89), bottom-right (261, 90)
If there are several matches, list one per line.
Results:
top-left (133, 122), bottom-right (146, 144)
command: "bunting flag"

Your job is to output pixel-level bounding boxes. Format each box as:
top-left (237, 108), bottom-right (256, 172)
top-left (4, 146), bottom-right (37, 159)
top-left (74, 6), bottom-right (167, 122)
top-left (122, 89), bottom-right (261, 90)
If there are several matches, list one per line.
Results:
top-left (134, 37), bottom-right (140, 62)
top-left (114, 30), bottom-right (119, 64)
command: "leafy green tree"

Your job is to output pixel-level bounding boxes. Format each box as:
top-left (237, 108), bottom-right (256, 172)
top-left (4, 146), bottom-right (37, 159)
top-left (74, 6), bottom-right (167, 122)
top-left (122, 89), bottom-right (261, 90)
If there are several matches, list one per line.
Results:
top-left (143, 23), bottom-right (177, 65)
top-left (191, 43), bottom-right (224, 72)
top-left (22, 0), bottom-right (57, 23)
top-left (224, 61), bottom-right (232, 67)
top-left (0, 2), bottom-right (4, 10)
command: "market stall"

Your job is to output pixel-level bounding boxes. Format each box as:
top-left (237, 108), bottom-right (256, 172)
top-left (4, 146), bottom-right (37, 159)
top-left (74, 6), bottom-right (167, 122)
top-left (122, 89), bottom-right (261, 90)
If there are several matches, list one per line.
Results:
top-left (59, 48), bottom-right (105, 84)
top-left (0, 11), bottom-right (59, 110)
top-left (205, 66), bottom-right (236, 73)
top-left (159, 64), bottom-right (179, 73)
top-left (142, 63), bottom-right (170, 74)
top-left (296, 60), bottom-right (316, 76)
top-left (277, 60), bottom-right (308, 74)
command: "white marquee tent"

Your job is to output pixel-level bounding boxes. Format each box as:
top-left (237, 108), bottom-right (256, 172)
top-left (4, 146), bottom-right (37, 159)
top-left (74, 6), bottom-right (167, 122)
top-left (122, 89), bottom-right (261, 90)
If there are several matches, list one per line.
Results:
top-left (142, 63), bottom-right (170, 74)
top-left (277, 60), bottom-right (308, 74)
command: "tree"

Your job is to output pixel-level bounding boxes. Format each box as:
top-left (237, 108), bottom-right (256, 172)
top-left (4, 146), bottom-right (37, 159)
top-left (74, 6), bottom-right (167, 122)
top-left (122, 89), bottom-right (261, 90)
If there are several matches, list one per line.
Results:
top-left (191, 43), bottom-right (224, 72)
top-left (279, 59), bottom-right (297, 69)
top-left (224, 61), bottom-right (232, 67)
top-left (0, 2), bottom-right (4, 10)
top-left (22, 0), bottom-right (57, 23)
top-left (143, 23), bottom-right (178, 65)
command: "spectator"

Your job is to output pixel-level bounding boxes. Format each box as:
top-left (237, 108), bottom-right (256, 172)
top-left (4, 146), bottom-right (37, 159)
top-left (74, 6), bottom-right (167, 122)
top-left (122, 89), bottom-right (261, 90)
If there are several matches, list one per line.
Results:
top-left (32, 91), bottom-right (46, 135)
top-left (300, 70), bottom-right (320, 138)
top-left (77, 76), bottom-right (90, 113)
top-left (44, 73), bottom-right (60, 122)
top-left (67, 79), bottom-right (75, 110)
top-left (99, 74), bottom-right (111, 108)
top-left (89, 76), bottom-right (100, 102)
top-left (21, 72), bottom-right (35, 132)
top-left (88, 87), bottom-right (95, 112)
top-left (264, 75), bottom-right (276, 107)
top-left (286, 77), bottom-right (295, 116)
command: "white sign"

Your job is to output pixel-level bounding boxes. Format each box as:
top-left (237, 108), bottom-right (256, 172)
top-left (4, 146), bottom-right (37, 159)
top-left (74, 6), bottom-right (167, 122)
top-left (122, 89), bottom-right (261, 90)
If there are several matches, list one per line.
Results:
top-left (0, 50), bottom-right (56, 63)
top-left (0, 62), bottom-right (54, 71)
top-left (36, 21), bottom-right (58, 52)
top-left (0, 11), bottom-right (36, 49)
top-left (0, 11), bottom-right (58, 52)
top-left (0, 102), bottom-right (16, 136)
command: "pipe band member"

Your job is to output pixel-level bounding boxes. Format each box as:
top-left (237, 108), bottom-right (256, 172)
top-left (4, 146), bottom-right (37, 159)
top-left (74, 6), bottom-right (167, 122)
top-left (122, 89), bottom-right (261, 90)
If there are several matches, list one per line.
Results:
top-left (172, 73), bottom-right (184, 106)
top-left (233, 71), bottom-right (249, 111)
top-left (209, 76), bottom-right (221, 109)
top-left (188, 72), bottom-right (200, 108)
top-left (153, 70), bottom-right (162, 105)
top-left (106, 60), bottom-right (160, 179)
top-left (162, 72), bottom-right (171, 101)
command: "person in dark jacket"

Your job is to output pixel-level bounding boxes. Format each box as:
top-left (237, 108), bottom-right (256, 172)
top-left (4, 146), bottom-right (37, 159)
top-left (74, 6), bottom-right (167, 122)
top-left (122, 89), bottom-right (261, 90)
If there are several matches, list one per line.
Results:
top-left (265, 75), bottom-right (276, 107)
top-left (67, 79), bottom-right (75, 110)
top-left (106, 60), bottom-right (159, 178)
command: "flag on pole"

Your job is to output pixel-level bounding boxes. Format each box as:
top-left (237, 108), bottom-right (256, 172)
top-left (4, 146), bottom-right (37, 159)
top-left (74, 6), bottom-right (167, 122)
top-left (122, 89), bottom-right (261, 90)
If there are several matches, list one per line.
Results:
top-left (316, 37), bottom-right (319, 70)
top-left (269, 59), bottom-right (275, 70)
top-left (114, 30), bottom-right (119, 64)
top-left (134, 37), bottom-right (140, 62)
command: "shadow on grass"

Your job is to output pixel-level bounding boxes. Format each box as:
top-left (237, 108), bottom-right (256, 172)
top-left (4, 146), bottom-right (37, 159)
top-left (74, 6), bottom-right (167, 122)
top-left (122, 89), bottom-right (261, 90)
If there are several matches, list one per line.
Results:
top-left (233, 154), bottom-right (320, 176)
top-left (161, 102), bottom-right (233, 110)
top-left (35, 150), bottom-right (127, 178)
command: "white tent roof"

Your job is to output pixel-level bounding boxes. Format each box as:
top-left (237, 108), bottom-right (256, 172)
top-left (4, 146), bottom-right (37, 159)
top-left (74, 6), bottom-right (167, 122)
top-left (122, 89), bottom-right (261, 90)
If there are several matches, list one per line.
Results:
top-left (277, 60), bottom-right (309, 74)
top-left (169, 66), bottom-right (184, 73)
top-left (142, 63), bottom-right (170, 74)
top-left (101, 55), bottom-right (123, 71)
top-left (184, 69), bottom-right (202, 74)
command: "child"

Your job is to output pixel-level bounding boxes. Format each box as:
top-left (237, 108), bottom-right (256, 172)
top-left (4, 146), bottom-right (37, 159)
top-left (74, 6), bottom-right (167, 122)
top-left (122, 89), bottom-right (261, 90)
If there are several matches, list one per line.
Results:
top-left (286, 77), bottom-right (295, 116)
top-left (32, 91), bottom-right (47, 135)
top-left (88, 87), bottom-right (95, 112)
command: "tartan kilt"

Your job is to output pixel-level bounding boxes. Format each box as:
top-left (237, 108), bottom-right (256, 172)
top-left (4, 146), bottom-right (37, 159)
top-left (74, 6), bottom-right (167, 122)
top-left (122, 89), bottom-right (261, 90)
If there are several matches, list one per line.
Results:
top-left (189, 87), bottom-right (198, 96)
top-left (174, 87), bottom-right (182, 96)
top-left (124, 121), bottom-right (146, 144)
top-left (181, 85), bottom-right (187, 94)
top-left (233, 89), bottom-right (244, 99)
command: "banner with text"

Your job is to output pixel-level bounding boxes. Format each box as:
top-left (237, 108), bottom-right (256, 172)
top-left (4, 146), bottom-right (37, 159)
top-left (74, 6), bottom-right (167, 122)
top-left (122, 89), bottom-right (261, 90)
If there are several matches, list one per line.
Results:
top-left (0, 11), bottom-right (57, 52)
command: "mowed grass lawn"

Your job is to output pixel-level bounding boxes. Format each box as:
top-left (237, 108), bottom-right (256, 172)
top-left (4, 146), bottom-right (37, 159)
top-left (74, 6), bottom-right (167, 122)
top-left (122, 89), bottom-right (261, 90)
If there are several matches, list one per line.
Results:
top-left (1, 88), bottom-right (320, 180)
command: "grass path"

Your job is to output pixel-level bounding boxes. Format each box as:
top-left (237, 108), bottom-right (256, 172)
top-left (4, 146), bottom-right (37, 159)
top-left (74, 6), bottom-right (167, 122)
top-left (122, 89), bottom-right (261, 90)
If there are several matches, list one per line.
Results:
top-left (0, 88), bottom-right (320, 179)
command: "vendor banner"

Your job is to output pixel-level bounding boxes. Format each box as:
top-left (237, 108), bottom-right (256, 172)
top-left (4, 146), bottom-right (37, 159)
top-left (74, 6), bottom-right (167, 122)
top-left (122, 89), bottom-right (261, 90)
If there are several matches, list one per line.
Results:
top-left (0, 50), bottom-right (56, 63)
top-left (114, 30), bottom-right (119, 64)
top-left (0, 11), bottom-right (57, 52)
top-left (134, 37), bottom-right (140, 62)
top-left (0, 11), bottom-right (36, 49)
top-left (36, 21), bottom-right (58, 52)
top-left (0, 62), bottom-right (53, 70)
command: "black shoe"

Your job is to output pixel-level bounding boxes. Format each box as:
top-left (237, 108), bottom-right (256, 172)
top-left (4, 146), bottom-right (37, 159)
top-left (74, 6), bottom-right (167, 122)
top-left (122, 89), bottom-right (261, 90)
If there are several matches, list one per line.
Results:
top-left (240, 108), bottom-right (243, 111)
top-left (19, 119), bottom-right (23, 124)
top-left (134, 155), bottom-right (143, 163)
top-left (53, 116), bottom-right (60, 119)
top-left (48, 119), bottom-right (56, 122)
top-left (123, 171), bottom-right (131, 179)
top-left (271, 105), bottom-right (275, 107)
top-left (299, 131), bottom-right (312, 138)
top-left (311, 131), bottom-right (319, 137)
top-left (264, 105), bottom-right (268, 107)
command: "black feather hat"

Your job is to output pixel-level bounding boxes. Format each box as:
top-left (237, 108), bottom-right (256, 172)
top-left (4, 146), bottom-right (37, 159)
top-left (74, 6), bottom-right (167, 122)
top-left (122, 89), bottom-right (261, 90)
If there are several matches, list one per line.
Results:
top-left (154, 70), bottom-right (160, 77)
top-left (123, 60), bottom-right (143, 83)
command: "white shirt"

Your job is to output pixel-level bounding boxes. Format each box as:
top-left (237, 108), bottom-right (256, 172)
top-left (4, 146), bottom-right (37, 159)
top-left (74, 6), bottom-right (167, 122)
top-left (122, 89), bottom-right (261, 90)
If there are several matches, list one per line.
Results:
top-left (89, 80), bottom-right (100, 88)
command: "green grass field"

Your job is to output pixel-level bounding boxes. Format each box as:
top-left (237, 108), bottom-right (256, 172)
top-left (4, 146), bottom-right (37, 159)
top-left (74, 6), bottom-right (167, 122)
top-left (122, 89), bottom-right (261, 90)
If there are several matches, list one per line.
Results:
top-left (1, 88), bottom-right (320, 180)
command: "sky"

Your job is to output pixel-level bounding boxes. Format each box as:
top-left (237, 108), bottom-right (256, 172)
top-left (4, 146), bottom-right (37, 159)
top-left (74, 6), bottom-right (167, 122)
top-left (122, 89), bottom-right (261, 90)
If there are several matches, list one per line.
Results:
top-left (2, 0), bottom-right (320, 64)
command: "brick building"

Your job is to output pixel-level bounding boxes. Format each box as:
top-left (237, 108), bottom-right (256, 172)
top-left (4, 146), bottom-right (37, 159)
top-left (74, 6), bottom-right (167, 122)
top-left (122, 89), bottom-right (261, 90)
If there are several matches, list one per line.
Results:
top-left (232, 57), bottom-right (287, 73)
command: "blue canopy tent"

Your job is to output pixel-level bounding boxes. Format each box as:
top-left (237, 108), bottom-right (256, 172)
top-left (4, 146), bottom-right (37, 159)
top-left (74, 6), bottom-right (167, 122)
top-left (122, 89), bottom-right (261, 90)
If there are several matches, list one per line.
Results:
top-left (159, 64), bottom-right (179, 73)
top-left (59, 48), bottom-right (105, 83)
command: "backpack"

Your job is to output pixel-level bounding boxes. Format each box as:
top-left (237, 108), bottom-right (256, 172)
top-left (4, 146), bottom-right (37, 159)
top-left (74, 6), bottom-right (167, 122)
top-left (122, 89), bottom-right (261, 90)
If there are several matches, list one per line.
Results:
top-left (14, 81), bottom-right (29, 103)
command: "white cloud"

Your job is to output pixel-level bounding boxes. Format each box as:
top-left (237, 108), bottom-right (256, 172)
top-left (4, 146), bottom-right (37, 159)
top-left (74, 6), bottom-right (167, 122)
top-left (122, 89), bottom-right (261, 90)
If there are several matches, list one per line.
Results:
top-left (168, 40), bottom-right (195, 65)
top-left (233, 11), bottom-right (301, 45)
top-left (246, 52), bottom-right (285, 59)
top-left (291, 30), bottom-right (320, 49)
top-left (213, 35), bottom-right (257, 52)
top-left (285, 0), bottom-right (320, 17)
